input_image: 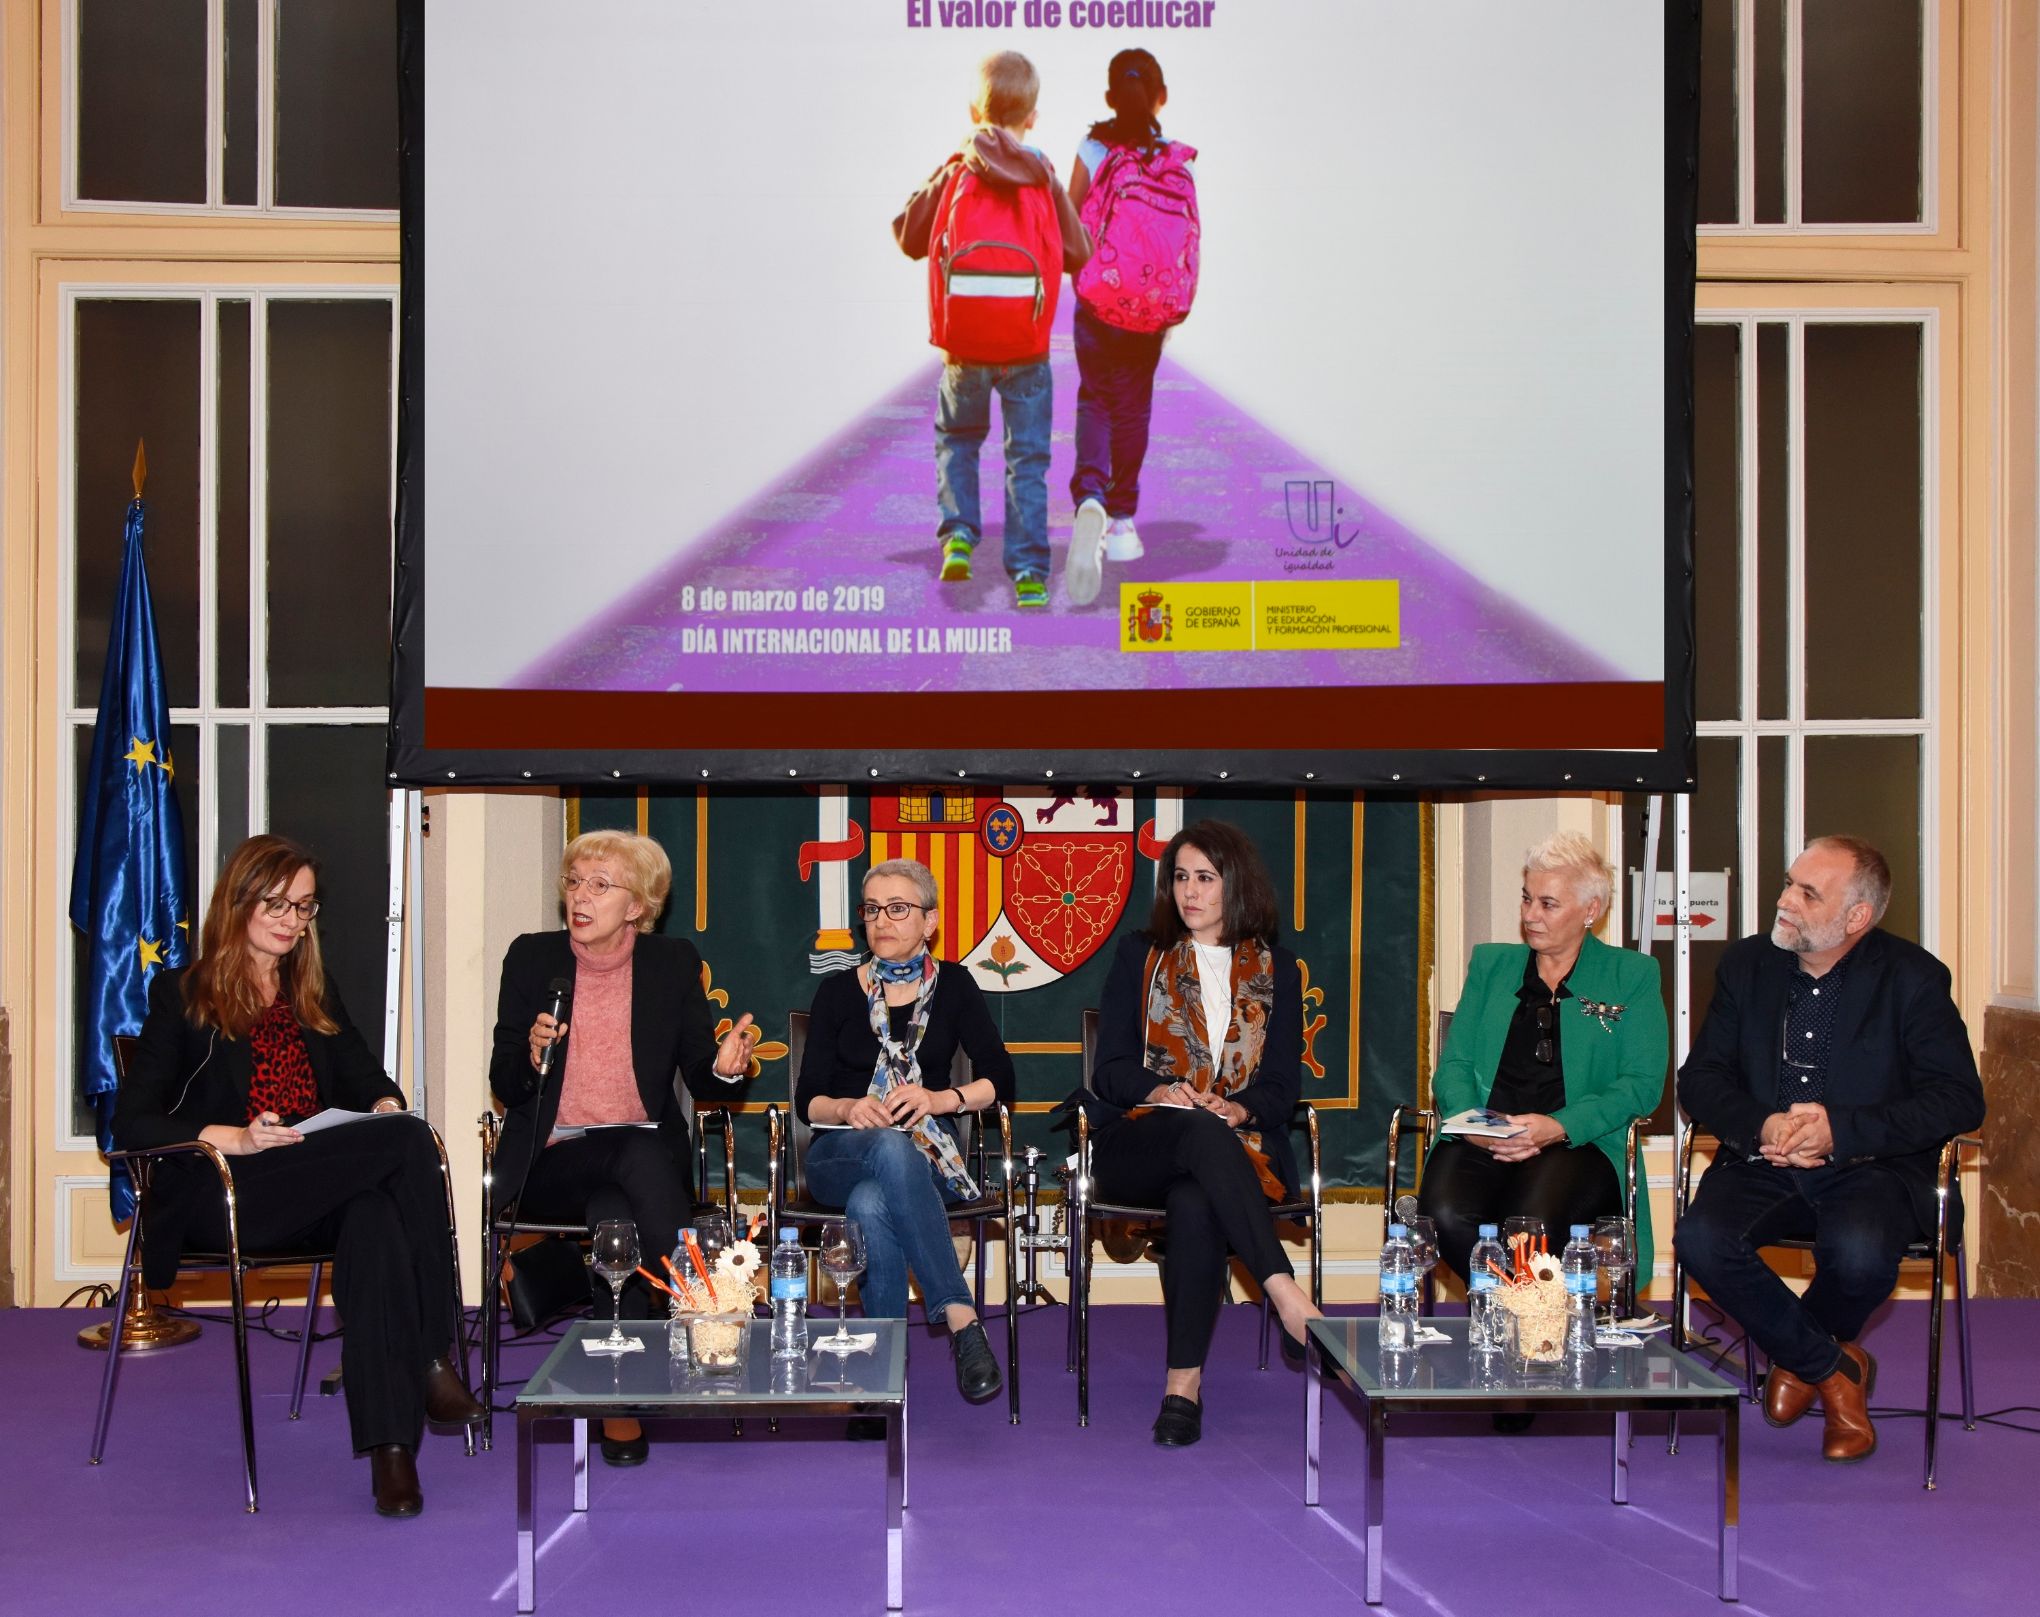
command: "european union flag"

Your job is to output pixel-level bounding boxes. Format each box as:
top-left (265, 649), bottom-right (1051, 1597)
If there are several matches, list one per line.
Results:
top-left (70, 469), bottom-right (189, 1223)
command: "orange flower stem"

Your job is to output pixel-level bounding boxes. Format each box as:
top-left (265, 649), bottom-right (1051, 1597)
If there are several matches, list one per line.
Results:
top-left (635, 1265), bottom-right (681, 1301)
top-left (682, 1230), bottom-right (716, 1295)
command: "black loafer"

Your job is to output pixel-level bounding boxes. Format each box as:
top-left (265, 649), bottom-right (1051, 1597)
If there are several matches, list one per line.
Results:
top-left (1280, 1325), bottom-right (1308, 1366)
top-left (1152, 1394), bottom-right (1202, 1447)
top-left (1491, 1412), bottom-right (1536, 1434)
top-left (951, 1321), bottom-right (1002, 1405)
top-left (845, 1416), bottom-right (889, 1442)
top-left (423, 1358), bottom-right (485, 1426)
top-left (368, 1444), bottom-right (423, 1518)
top-left (599, 1420), bottom-right (650, 1467)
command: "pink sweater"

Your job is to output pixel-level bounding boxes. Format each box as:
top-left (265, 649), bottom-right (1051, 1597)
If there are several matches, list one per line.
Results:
top-left (553, 929), bottom-right (646, 1130)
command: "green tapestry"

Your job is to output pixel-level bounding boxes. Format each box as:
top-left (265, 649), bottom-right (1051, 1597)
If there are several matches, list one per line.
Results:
top-left (568, 787), bottom-right (1431, 1200)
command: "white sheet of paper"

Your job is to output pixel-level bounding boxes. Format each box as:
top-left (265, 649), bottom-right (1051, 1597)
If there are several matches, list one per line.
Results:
top-left (550, 1121), bottom-right (660, 1142)
top-left (1437, 1107), bottom-right (1527, 1139)
top-left (293, 1107), bottom-right (409, 1136)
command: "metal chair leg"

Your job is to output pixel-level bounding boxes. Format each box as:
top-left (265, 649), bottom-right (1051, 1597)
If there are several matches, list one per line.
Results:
top-left (1956, 1239), bottom-right (1976, 1429)
top-left (1258, 1292), bottom-right (1273, 1370)
top-left (289, 1262), bottom-right (325, 1419)
top-left (229, 1265), bottom-right (260, 1514)
top-left (482, 1229), bottom-right (503, 1453)
top-left (1925, 1234), bottom-right (1947, 1491)
top-left (89, 1220), bottom-right (145, 1464)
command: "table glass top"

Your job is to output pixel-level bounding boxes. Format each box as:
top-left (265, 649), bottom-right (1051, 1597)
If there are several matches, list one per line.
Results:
top-left (518, 1320), bottom-right (907, 1408)
top-left (1308, 1317), bottom-right (1741, 1403)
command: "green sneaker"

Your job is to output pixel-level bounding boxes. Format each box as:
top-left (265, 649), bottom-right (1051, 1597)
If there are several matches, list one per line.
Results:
top-left (939, 535), bottom-right (974, 582)
top-left (1013, 574), bottom-right (1048, 609)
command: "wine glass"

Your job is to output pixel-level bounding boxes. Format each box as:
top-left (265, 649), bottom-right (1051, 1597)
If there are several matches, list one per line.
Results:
top-left (692, 1212), bottom-right (733, 1281)
top-left (1501, 1214), bottom-right (1548, 1277)
top-left (817, 1218), bottom-right (866, 1353)
top-left (1403, 1215), bottom-right (1438, 1316)
top-left (1592, 1216), bottom-right (1636, 1327)
top-left (589, 1219), bottom-right (640, 1351)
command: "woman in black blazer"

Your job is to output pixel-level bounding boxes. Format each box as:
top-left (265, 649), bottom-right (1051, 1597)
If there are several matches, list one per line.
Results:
top-left (487, 830), bottom-right (757, 1465)
top-left (1088, 821), bottom-right (1321, 1447)
top-left (115, 834), bottom-right (481, 1519)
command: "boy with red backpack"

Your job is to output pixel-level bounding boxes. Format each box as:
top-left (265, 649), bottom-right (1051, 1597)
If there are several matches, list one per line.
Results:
top-left (1063, 49), bottom-right (1199, 608)
top-left (894, 52), bottom-right (1091, 609)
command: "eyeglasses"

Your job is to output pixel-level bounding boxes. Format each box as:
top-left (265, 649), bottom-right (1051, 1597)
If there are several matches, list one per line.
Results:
top-left (858, 900), bottom-right (931, 922)
top-left (260, 895), bottom-right (320, 922)
top-left (1532, 1002), bottom-right (1556, 1066)
top-left (560, 873), bottom-right (626, 899)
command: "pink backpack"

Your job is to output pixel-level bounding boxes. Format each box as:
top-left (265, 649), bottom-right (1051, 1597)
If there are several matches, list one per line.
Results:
top-left (927, 166), bottom-right (1063, 364)
top-left (1074, 141), bottom-right (1200, 334)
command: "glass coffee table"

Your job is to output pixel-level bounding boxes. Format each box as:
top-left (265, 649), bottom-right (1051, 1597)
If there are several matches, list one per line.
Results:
top-left (1306, 1318), bottom-right (1741, 1604)
top-left (514, 1319), bottom-right (908, 1613)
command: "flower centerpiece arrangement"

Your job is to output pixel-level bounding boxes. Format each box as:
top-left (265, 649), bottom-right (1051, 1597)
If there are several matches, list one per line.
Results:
top-left (645, 1233), bottom-right (763, 1373)
top-left (1489, 1232), bottom-right (1567, 1369)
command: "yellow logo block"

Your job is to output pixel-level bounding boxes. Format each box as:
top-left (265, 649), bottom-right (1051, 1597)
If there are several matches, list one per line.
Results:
top-left (1119, 580), bottom-right (1399, 652)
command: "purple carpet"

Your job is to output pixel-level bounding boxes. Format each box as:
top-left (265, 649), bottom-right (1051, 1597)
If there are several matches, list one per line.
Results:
top-left (5, 1299), bottom-right (2034, 1615)
top-left (519, 299), bottom-right (1617, 697)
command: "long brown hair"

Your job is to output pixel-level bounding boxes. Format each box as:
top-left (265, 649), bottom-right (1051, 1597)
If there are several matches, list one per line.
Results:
top-left (182, 834), bottom-right (338, 1038)
top-left (1144, 820), bottom-right (1280, 949)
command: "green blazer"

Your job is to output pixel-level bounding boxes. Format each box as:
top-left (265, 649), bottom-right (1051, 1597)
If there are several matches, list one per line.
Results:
top-left (1429, 932), bottom-right (1669, 1287)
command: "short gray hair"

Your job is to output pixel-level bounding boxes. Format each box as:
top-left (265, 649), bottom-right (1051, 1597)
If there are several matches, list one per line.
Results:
top-left (864, 858), bottom-right (939, 911)
top-left (1523, 831), bottom-right (1613, 917)
top-left (1805, 835), bottom-right (1893, 925)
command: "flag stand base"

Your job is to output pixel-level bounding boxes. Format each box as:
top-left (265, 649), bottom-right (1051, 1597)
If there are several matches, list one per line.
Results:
top-left (78, 1291), bottom-right (201, 1352)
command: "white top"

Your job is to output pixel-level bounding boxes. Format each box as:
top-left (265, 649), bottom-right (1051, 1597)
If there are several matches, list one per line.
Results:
top-left (1191, 940), bottom-right (1233, 1059)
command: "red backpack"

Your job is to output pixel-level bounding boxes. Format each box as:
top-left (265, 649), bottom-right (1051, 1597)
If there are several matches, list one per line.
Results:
top-left (927, 164), bottom-right (1062, 363)
top-left (1074, 141), bottom-right (1200, 334)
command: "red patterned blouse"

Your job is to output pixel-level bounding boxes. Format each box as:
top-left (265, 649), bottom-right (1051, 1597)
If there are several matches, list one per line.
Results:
top-left (246, 998), bottom-right (320, 1125)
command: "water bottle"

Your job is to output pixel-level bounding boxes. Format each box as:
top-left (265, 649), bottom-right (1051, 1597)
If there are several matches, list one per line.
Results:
top-left (1562, 1224), bottom-right (1598, 1362)
top-left (1378, 1223), bottom-right (1419, 1353)
top-left (1467, 1223), bottom-right (1506, 1352)
top-left (770, 1227), bottom-right (808, 1359)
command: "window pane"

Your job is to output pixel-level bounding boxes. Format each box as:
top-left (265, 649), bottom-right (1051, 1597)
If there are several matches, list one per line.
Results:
top-left (217, 724), bottom-right (251, 883)
top-left (1753, 0), bottom-right (1787, 223)
top-left (73, 720), bottom-right (200, 1132)
top-left (1803, 0), bottom-right (1922, 224)
top-left (77, 0), bottom-right (207, 204)
top-left (1698, 0), bottom-right (1739, 224)
top-left (75, 300), bottom-right (201, 710)
top-left (219, 301), bottom-right (252, 706)
top-left (267, 727), bottom-right (391, 1062)
top-left (274, 0), bottom-right (400, 210)
top-left (224, 0), bottom-right (260, 206)
top-left (1756, 324), bottom-right (1789, 720)
top-left (1804, 735), bottom-right (1920, 942)
top-left (1757, 733), bottom-right (1787, 915)
top-left (266, 300), bottom-right (394, 705)
top-left (1694, 323), bottom-right (1742, 721)
top-left (1804, 324), bottom-right (1922, 720)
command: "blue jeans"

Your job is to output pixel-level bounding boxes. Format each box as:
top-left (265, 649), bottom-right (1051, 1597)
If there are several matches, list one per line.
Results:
top-left (802, 1127), bottom-right (972, 1321)
top-left (1069, 307), bottom-right (1166, 520)
top-left (934, 358), bottom-right (1052, 581)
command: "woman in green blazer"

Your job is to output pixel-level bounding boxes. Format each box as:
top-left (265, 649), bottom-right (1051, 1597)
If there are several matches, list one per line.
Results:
top-left (1419, 832), bottom-right (1668, 1291)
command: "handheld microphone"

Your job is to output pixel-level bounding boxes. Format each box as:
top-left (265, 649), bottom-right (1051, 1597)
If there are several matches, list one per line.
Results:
top-left (537, 977), bottom-right (571, 1080)
top-left (1393, 1193), bottom-right (1419, 1225)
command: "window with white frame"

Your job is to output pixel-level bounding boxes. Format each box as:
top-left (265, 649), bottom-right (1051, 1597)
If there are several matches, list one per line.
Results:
top-left (70, 0), bottom-right (399, 213)
top-left (1626, 307), bottom-right (1933, 1126)
top-left (62, 288), bottom-right (397, 1140)
top-left (1698, 0), bottom-right (1930, 230)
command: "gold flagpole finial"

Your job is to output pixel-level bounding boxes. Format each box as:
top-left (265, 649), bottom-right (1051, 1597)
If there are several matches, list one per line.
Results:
top-left (131, 439), bottom-right (147, 500)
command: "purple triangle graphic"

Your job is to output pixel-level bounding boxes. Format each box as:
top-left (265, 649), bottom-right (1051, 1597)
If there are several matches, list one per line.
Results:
top-left (519, 301), bottom-right (1618, 695)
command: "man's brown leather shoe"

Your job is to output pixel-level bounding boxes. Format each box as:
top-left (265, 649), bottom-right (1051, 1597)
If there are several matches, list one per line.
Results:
top-left (369, 1444), bottom-right (424, 1517)
top-left (423, 1358), bottom-right (484, 1426)
top-left (1763, 1363), bottom-right (1818, 1428)
top-left (1817, 1342), bottom-right (1877, 1463)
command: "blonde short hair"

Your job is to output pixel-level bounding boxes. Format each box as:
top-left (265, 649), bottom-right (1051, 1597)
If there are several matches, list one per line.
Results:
top-left (1523, 831), bottom-right (1614, 918)
top-left (976, 50), bottom-right (1039, 128)
top-left (560, 830), bottom-right (671, 932)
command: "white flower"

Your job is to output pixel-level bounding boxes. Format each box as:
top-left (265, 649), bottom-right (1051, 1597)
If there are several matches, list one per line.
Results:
top-left (716, 1239), bottom-right (761, 1280)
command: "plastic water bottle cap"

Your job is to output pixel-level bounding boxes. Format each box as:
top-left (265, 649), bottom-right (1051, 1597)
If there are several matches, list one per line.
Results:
top-left (779, 1227), bottom-right (798, 1242)
top-left (1478, 1224), bottom-right (1498, 1238)
top-left (1388, 1223), bottom-right (1407, 1239)
top-left (1571, 1225), bottom-right (1591, 1239)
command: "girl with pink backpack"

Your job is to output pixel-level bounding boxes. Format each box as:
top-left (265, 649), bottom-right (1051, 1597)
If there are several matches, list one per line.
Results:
top-left (1062, 48), bottom-right (1199, 609)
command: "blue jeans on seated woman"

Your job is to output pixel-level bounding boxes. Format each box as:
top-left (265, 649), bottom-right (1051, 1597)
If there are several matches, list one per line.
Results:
top-left (802, 1126), bottom-right (972, 1321)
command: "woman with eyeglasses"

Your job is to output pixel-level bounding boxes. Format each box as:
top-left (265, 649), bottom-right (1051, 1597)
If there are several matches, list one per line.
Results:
top-left (116, 833), bottom-right (482, 1518)
top-left (795, 859), bottom-right (1014, 1411)
top-left (488, 830), bottom-right (758, 1467)
top-left (1417, 831), bottom-right (1667, 1293)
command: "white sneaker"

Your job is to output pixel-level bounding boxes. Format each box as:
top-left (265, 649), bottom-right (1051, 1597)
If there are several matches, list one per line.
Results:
top-left (1104, 517), bottom-right (1144, 562)
top-left (1067, 498), bottom-right (1108, 606)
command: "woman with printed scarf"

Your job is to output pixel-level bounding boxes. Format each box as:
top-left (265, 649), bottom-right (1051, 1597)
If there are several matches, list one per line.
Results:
top-left (1088, 820), bottom-right (1323, 1447)
top-left (796, 858), bottom-right (1015, 1411)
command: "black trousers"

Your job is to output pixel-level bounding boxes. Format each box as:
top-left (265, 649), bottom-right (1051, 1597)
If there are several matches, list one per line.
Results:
top-left (1091, 1107), bottom-right (1293, 1372)
top-left (1672, 1155), bottom-right (1922, 1383)
top-left (511, 1128), bottom-right (694, 1319)
top-left (179, 1117), bottom-right (455, 1455)
top-left (1417, 1137), bottom-right (1622, 1287)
